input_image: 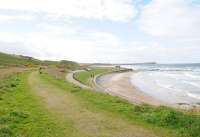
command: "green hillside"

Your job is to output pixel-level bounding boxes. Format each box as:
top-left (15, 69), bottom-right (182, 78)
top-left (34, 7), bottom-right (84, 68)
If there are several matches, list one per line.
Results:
top-left (0, 52), bottom-right (79, 69)
top-left (0, 52), bottom-right (42, 66)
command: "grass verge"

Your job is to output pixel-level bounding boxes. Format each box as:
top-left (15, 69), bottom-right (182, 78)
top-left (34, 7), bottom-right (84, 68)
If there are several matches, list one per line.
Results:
top-left (73, 67), bottom-right (113, 85)
top-left (0, 72), bottom-right (75, 137)
top-left (41, 72), bottom-right (200, 137)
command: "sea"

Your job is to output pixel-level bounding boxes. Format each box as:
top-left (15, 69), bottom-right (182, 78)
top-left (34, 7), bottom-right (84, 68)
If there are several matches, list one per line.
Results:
top-left (123, 63), bottom-right (200, 104)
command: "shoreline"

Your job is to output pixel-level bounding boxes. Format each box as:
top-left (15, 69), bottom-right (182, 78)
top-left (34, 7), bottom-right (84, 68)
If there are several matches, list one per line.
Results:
top-left (95, 71), bottom-right (200, 110)
top-left (95, 71), bottom-right (168, 106)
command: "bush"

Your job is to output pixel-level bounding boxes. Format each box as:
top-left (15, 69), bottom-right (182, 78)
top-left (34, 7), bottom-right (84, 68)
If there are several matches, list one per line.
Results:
top-left (10, 83), bottom-right (16, 87)
top-left (0, 116), bottom-right (10, 124)
top-left (158, 110), bottom-right (179, 126)
top-left (133, 104), bottom-right (153, 113)
top-left (0, 127), bottom-right (13, 137)
top-left (10, 111), bottom-right (28, 119)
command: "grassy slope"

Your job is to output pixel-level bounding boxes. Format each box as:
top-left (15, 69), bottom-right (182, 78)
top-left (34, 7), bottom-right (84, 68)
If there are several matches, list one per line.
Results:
top-left (0, 72), bottom-right (79, 137)
top-left (0, 52), bottom-right (79, 70)
top-left (30, 72), bottom-right (160, 137)
top-left (74, 67), bottom-right (113, 85)
top-left (0, 71), bottom-right (160, 137)
top-left (47, 70), bottom-right (200, 137)
top-left (0, 52), bottom-right (41, 66)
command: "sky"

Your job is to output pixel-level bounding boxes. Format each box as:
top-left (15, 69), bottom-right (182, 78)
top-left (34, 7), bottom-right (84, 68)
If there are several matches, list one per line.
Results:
top-left (0, 0), bottom-right (200, 63)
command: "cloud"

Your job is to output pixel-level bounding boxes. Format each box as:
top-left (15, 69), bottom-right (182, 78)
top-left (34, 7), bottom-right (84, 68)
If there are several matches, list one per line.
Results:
top-left (0, 23), bottom-right (122, 62)
top-left (114, 41), bottom-right (200, 63)
top-left (0, 14), bottom-right (34, 22)
top-left (0, 0), bottom-right (199, 63)
top-left (0, 0), bottom-right (137, 22)
top-left (139, 0), bottom-right (200, 38)
top-left (1, 27), bottom-right (200, 63)
top-left (0, 41), bottom-right (36, 56)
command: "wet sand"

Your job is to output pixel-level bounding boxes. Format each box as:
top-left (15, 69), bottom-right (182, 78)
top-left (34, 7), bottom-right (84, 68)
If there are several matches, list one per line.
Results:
top-left (96, 71), bottom-right (168, 106)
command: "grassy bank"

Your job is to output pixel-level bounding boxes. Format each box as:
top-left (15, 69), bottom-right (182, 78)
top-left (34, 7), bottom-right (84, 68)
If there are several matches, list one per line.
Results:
top-left (73, 67), bottom-right (113, 86)
top-left (41, 70), bottom-right (200, 137)
top-left (0, 52), bottom-right (79, 70)
top-left (0, 72), bottom-right (75, 137)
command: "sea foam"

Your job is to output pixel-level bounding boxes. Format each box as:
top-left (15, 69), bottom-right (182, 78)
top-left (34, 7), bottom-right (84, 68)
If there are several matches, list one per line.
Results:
top-left (123, 64), bottom-right (200, 104)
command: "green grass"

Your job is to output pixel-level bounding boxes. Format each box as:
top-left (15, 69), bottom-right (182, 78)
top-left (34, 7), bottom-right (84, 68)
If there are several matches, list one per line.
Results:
top-left (0, 52), bottom-right (42, 66)
top-left (1, 68), bottom-right (199, 137)
top-left (0, 52), bottom-right (79, 69)
top-left (74, 67), bottom-right (113, 85)
top-left (41, 72), bottom-right (200, 137)
top-left (0, 72), bottom-right (76, 137)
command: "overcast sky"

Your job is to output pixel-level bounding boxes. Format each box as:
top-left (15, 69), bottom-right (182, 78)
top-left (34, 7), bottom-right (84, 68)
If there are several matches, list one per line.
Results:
top-left (0, 0), bottom-right (200, 63)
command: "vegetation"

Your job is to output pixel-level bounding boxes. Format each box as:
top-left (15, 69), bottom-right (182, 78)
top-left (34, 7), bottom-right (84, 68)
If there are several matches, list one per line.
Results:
top-left (0, 69), bottom-right (158, 137)
top-left (0, 51), bottom-right (199, 137)
top-left (0, 52), bottom-right (42, 66)
top-left (42, 70), bottom-right (200, 137)
top-left (0, 52), bottom-right (79, 70)
top-left (74, 67), bottom-right (113, 85)
top-left (0, 72), bottom-right (90, 137)
top-left (56, 60), bottom-right (79, 70)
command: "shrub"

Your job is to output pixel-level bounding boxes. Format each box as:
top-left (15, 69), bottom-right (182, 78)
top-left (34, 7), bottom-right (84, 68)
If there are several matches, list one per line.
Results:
top-left (0, 127), bottom-right (13, 137)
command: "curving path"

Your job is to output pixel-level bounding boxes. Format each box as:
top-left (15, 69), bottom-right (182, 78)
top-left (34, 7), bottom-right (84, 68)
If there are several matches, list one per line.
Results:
top-left (67, 70), bottom-right (166, 106)
top-left (66, 70), bottom-right (92, 89)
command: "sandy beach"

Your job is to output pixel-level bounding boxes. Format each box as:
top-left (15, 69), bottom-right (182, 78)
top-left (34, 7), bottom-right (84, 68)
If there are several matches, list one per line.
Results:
top-left (96, 71), bottom-right (168, 106)
top-left (95, 71), bottom-right (200, 112)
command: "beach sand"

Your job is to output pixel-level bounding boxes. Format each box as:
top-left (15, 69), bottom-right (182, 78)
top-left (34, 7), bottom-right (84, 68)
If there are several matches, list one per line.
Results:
top-left (95, 71), bottom-right (200, 112)
top-left (96, 71), bottom-right (168, 106)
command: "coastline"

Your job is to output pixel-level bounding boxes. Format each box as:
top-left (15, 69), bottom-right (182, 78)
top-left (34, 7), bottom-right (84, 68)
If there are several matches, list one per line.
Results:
top-left (95, 71), bottom-right (200, 111)
top-left (95, 71), bottom-right (168, 106)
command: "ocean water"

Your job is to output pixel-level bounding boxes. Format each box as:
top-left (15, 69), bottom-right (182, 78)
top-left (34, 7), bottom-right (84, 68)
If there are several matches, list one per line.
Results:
top-left (123, 64), bottom-right (200, 104)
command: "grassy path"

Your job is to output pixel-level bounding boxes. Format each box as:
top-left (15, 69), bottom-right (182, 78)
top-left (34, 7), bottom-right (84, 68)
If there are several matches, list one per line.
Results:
top-left (1, 70), bottom-right (198, 137)
top-left (0, 72), bottom-right (71, 137)
top-left (29, 71), bottom-right (159, 137)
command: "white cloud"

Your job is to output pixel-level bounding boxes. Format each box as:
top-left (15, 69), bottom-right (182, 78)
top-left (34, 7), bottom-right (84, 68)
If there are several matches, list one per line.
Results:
top-left (0, 14), bottom-right (34, 22)
top-left (139, 0), bottom-right (200, 38)
top-left (113, 41), bottom-right (200, 63)
top-left (0, 23), bottom-right (122, 62)
top-left (0, 0), bottom-right (137, 21)
top-left (1, 27), bottom-right (200, 63)
top-left (0, 0), bottom-right (200, 63)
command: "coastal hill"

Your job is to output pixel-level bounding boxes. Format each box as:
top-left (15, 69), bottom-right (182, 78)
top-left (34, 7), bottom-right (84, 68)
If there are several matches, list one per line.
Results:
top-left (0, 52), bottom-right (79, 69)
